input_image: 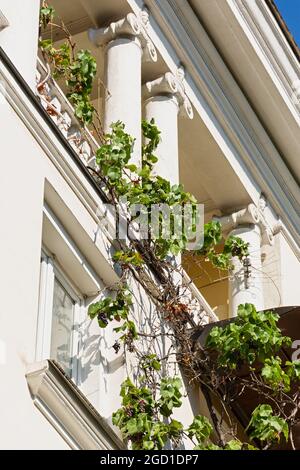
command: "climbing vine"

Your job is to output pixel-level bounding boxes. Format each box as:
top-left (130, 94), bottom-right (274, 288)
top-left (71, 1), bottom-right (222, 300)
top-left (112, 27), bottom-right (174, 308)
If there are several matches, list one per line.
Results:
top-left (39, 4), bottom-right (300, 452)
top-left (86, 121), bottom-right (300, 450)
top-left (39, 3), bottom-right (99, 128)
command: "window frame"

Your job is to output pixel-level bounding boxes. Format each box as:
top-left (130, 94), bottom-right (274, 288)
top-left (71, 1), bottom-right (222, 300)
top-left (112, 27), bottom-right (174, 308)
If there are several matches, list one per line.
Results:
top-left (36, 248), bottom-right (83, 384)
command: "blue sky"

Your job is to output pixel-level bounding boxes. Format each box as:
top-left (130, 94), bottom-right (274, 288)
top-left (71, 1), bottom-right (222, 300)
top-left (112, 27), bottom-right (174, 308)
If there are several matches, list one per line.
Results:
top-left (275, 0), bottom-right (300, 46)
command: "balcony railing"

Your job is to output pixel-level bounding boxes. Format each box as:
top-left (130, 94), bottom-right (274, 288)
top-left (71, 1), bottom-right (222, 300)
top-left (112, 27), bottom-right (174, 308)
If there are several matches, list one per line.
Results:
top-left (36, 58), bottom-right (99, 169)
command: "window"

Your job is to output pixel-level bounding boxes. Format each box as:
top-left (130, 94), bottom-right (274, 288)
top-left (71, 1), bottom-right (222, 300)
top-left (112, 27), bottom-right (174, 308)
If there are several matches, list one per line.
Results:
top-left (36, 251), bottom-right (82, 382)
top-left (50, 277), bottom-right (75, 374)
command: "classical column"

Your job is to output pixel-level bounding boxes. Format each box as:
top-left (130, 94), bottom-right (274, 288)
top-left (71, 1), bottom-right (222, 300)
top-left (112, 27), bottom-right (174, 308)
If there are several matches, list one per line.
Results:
top-left (89, 11), bottom-right (157, 166)
top-left (214, 204), bottom-right (274, 317)
top-left (143, 68), bottom-right (193, 185)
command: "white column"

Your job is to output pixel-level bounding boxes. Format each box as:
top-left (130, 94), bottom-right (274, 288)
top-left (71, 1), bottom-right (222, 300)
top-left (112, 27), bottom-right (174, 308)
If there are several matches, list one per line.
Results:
top-left (145, 95), bottom-right (179, 184)
top-left (105, 37), bottom-right (142, 164)
top-left (144, 70), bottom-right (193, 185)
top-left (214, 204), bottom-right (274, 317)
top-left (229, 224), bottom-right (264, 316)
top-left (144, 72), bottom-right (196, 434)
top-left (89, 12), bottom-right (158, 418)
top-left (89, 12), bottom-right (157, 167)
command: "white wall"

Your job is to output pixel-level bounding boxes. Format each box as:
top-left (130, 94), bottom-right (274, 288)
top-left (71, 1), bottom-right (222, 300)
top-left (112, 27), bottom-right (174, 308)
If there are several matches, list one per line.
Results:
top-left (278, 233), bottom-right (300, 307)
top-left (261, 237), bottom-right (282, 310)
top-left (0, 69), bottom-right (119, 448)
top-left (0, 85), bottom-right (68, 449)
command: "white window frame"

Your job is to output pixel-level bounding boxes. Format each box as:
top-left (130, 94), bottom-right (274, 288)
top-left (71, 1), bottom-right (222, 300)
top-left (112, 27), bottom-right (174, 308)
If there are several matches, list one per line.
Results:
top-left (36, 249), bottom-right (83, 384)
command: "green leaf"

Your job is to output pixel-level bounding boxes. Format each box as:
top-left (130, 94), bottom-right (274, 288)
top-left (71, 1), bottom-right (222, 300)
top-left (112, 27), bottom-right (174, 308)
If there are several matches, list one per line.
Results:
top-left (152, 360), bottom-right (161, 371)
top-left (247, 404), bottom-right (289, 444)
top-left (206, 303), bottom-right (292, 369)
top-left (225, 440), bottom-right (243, 450)
top-left (125, 164), bottom-right (138, 172)
top-left (187, 415), bottom-right (213, 444)
top-left (143, 441), bottom-right (154, 450)
top-left (88, 302), bottom-right (100, 318)
top-left (261, 356), bottom-right (290, 391)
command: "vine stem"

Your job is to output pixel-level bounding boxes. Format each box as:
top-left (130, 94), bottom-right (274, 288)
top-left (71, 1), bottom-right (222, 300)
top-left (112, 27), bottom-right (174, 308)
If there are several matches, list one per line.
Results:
top-left (200, 383), bottom-right (226, 447)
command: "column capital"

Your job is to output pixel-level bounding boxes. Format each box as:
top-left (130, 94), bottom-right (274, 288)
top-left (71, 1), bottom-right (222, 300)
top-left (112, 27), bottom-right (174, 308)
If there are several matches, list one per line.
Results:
top-left (88, 11), bottom-right (157, 63)
top-left (213, 203), bottom-right (274, 245)
top-left (143, 68), bottom-right (194, 119)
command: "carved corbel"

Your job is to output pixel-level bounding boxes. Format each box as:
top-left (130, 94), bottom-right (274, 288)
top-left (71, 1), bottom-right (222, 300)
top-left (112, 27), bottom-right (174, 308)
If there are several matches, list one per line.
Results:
top-left (213, 203), bottom-right (274, 246)
top-left (88, 11), bottom-right (157, 63)
top-left (144, 67), bottom-right (194, 119)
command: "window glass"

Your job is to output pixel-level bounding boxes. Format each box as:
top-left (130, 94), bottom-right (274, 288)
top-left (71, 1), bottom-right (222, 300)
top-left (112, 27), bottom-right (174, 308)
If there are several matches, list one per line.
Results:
top-left (50, 277), bottom-right (75, 375)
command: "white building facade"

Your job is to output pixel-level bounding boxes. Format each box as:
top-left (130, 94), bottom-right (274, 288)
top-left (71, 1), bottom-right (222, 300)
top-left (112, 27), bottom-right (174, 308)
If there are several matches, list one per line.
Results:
top-left (0, 0), bottom-right (299, 449)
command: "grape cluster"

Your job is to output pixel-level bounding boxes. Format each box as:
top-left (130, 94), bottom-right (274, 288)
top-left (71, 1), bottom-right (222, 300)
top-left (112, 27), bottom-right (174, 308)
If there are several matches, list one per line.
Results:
top-left (125, 406), bottom-right (134, 417)
top-left (97, 312), bottom-right (108, 326)
top-left (138, 399), bottom-right (146, 412)
top-left (113, 341), bottom-right (121, 354)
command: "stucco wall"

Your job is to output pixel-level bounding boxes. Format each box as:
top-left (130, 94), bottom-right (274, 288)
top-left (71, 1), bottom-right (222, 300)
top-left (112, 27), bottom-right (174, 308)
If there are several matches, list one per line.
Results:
top-left (0, 83), bottom-right (69, 449)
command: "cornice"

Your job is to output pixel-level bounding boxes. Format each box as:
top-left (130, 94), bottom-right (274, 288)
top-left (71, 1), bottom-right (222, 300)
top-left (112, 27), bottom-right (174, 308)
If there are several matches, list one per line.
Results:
top-left (265, 0), bottom-right (300, 62)
top-left (144, 68), bottom-right (194, 119)
top-left (228, 0), bottom-right (300, 116)
top-left (26, 360), bottom-right (124, 450)
top-left (213, 203), bottom-right (274, 246)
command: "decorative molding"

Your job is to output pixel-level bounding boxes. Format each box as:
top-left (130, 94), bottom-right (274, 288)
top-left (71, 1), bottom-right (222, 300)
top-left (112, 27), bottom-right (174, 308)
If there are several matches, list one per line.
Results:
top-left (229, 0), bottom-right (300, 117)
top-left (292, 79), bottom-right (300, 112)
top-left (213, 203), bottom-right (274, 246)
top-left (26, 360), bottom-right (125, 450)
top-left (0, 10), bottom-right (9, 31)
top-left (144, 68), bottom-right (194, 119)
top-left (88, 11), bottom-right (157, 62)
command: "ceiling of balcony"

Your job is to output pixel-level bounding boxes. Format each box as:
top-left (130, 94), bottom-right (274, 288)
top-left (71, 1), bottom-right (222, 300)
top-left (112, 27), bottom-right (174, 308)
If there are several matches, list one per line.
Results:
top-left (43, 0), bottom-right (131, 39)
top-left (179, 111), bottom-right (251, 215)
top-left (42, 0), bottom-right (169, 96)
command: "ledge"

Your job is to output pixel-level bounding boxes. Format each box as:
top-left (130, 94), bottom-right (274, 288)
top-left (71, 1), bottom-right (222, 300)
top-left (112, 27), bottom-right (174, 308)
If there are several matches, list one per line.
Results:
top-left (26, 360), bottom-right (125, 450)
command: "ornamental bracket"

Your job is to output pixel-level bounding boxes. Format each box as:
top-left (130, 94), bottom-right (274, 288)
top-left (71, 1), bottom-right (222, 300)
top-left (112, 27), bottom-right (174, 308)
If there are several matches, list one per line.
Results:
top-left (143, 66), bottom-right (194, 119)
top-left (88, 11), bottom-right (157, 63)
top-left (213, 202), bottom-right (274, 246)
